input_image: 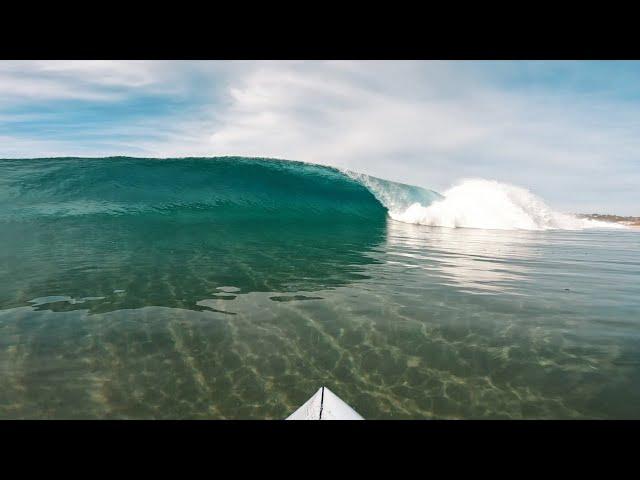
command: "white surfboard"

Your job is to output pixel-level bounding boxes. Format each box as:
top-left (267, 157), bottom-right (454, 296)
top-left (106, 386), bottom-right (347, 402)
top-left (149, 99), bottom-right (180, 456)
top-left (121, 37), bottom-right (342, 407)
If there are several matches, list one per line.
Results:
top-left (286, 386), bottom-right (364, 420)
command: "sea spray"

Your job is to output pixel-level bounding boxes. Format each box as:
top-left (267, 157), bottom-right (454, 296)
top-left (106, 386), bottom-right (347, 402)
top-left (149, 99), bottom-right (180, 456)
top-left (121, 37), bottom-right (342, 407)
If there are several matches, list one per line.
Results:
top-left (389, 178), bottom-right (624, 230)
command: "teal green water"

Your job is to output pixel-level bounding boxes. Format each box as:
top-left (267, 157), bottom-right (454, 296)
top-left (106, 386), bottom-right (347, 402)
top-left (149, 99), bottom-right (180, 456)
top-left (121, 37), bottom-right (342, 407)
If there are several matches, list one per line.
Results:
top-left (0, 157), bottom-right (639, 419)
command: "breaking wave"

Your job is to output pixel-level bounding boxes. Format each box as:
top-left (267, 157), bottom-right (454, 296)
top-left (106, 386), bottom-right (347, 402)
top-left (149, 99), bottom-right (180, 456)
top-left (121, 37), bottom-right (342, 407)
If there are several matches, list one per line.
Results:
top-left (0, 157), bottom-right (623, 231)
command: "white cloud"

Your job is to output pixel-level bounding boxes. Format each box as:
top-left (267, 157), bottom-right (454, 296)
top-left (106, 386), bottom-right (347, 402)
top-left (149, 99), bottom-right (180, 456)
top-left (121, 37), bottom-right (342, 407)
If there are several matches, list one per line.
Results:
top-left (0, 60), bottom-right (214, 103)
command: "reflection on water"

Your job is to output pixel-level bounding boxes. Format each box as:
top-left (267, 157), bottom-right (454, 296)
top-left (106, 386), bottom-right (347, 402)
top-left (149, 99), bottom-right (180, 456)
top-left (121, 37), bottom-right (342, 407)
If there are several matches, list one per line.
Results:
top-left (0, 214), bottom-right (386, 313)
top-left (385, 221), bottom-right (540, 293)
top-left (1, 216), bottom-right (640, 419)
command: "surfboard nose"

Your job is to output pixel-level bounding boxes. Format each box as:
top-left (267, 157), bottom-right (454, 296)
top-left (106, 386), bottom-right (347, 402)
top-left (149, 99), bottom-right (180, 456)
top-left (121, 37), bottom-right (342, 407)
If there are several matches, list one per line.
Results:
top-left (286, 386), bottom-right (364, 420)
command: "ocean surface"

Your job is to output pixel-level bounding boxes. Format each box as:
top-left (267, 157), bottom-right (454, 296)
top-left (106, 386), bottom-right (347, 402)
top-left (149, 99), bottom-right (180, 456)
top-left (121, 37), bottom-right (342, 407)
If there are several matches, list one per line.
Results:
top-left (1, 157), bottom-right (639, 419)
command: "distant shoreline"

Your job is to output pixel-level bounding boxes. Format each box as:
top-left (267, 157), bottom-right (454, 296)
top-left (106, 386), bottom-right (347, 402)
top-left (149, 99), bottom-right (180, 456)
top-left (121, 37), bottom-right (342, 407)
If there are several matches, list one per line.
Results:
top-left (577, 213), bottom-right (640, 227)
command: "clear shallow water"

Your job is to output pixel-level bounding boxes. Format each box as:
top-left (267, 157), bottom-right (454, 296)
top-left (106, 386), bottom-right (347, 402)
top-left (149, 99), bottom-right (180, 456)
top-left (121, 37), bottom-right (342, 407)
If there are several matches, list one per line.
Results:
top-left (1, 158), bottom-right (639, 419)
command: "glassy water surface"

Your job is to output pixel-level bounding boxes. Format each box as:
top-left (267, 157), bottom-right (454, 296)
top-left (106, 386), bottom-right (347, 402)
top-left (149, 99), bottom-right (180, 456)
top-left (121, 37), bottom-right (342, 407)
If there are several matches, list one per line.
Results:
top-left (1, 158), bottom-right (639, 418)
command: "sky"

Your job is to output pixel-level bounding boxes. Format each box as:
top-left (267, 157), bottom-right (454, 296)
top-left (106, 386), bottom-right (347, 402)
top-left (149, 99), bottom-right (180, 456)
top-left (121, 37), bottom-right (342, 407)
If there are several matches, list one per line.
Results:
top-left (0, 60), bottom-right (638, 215)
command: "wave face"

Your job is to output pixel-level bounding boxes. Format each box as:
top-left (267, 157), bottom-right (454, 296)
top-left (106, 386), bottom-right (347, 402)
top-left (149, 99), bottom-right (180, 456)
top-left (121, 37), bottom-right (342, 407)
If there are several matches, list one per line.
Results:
top-left (390, 179), bottom-right (622, 231)
top-left (0, 157), bottom-right (409, 223)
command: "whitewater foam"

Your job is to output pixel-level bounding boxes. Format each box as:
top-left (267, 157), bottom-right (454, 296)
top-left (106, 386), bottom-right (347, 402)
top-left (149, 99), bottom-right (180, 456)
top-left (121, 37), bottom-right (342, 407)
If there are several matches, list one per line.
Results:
top-left (388, 179), bottom-right (624, 231)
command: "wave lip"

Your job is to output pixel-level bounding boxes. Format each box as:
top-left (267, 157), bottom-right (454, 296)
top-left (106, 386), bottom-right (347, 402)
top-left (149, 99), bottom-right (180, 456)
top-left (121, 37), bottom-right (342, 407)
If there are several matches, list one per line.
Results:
top-left (342, 169), bottom-right (442, 215)
top-left (389, 179), bottom-right (625, 231)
